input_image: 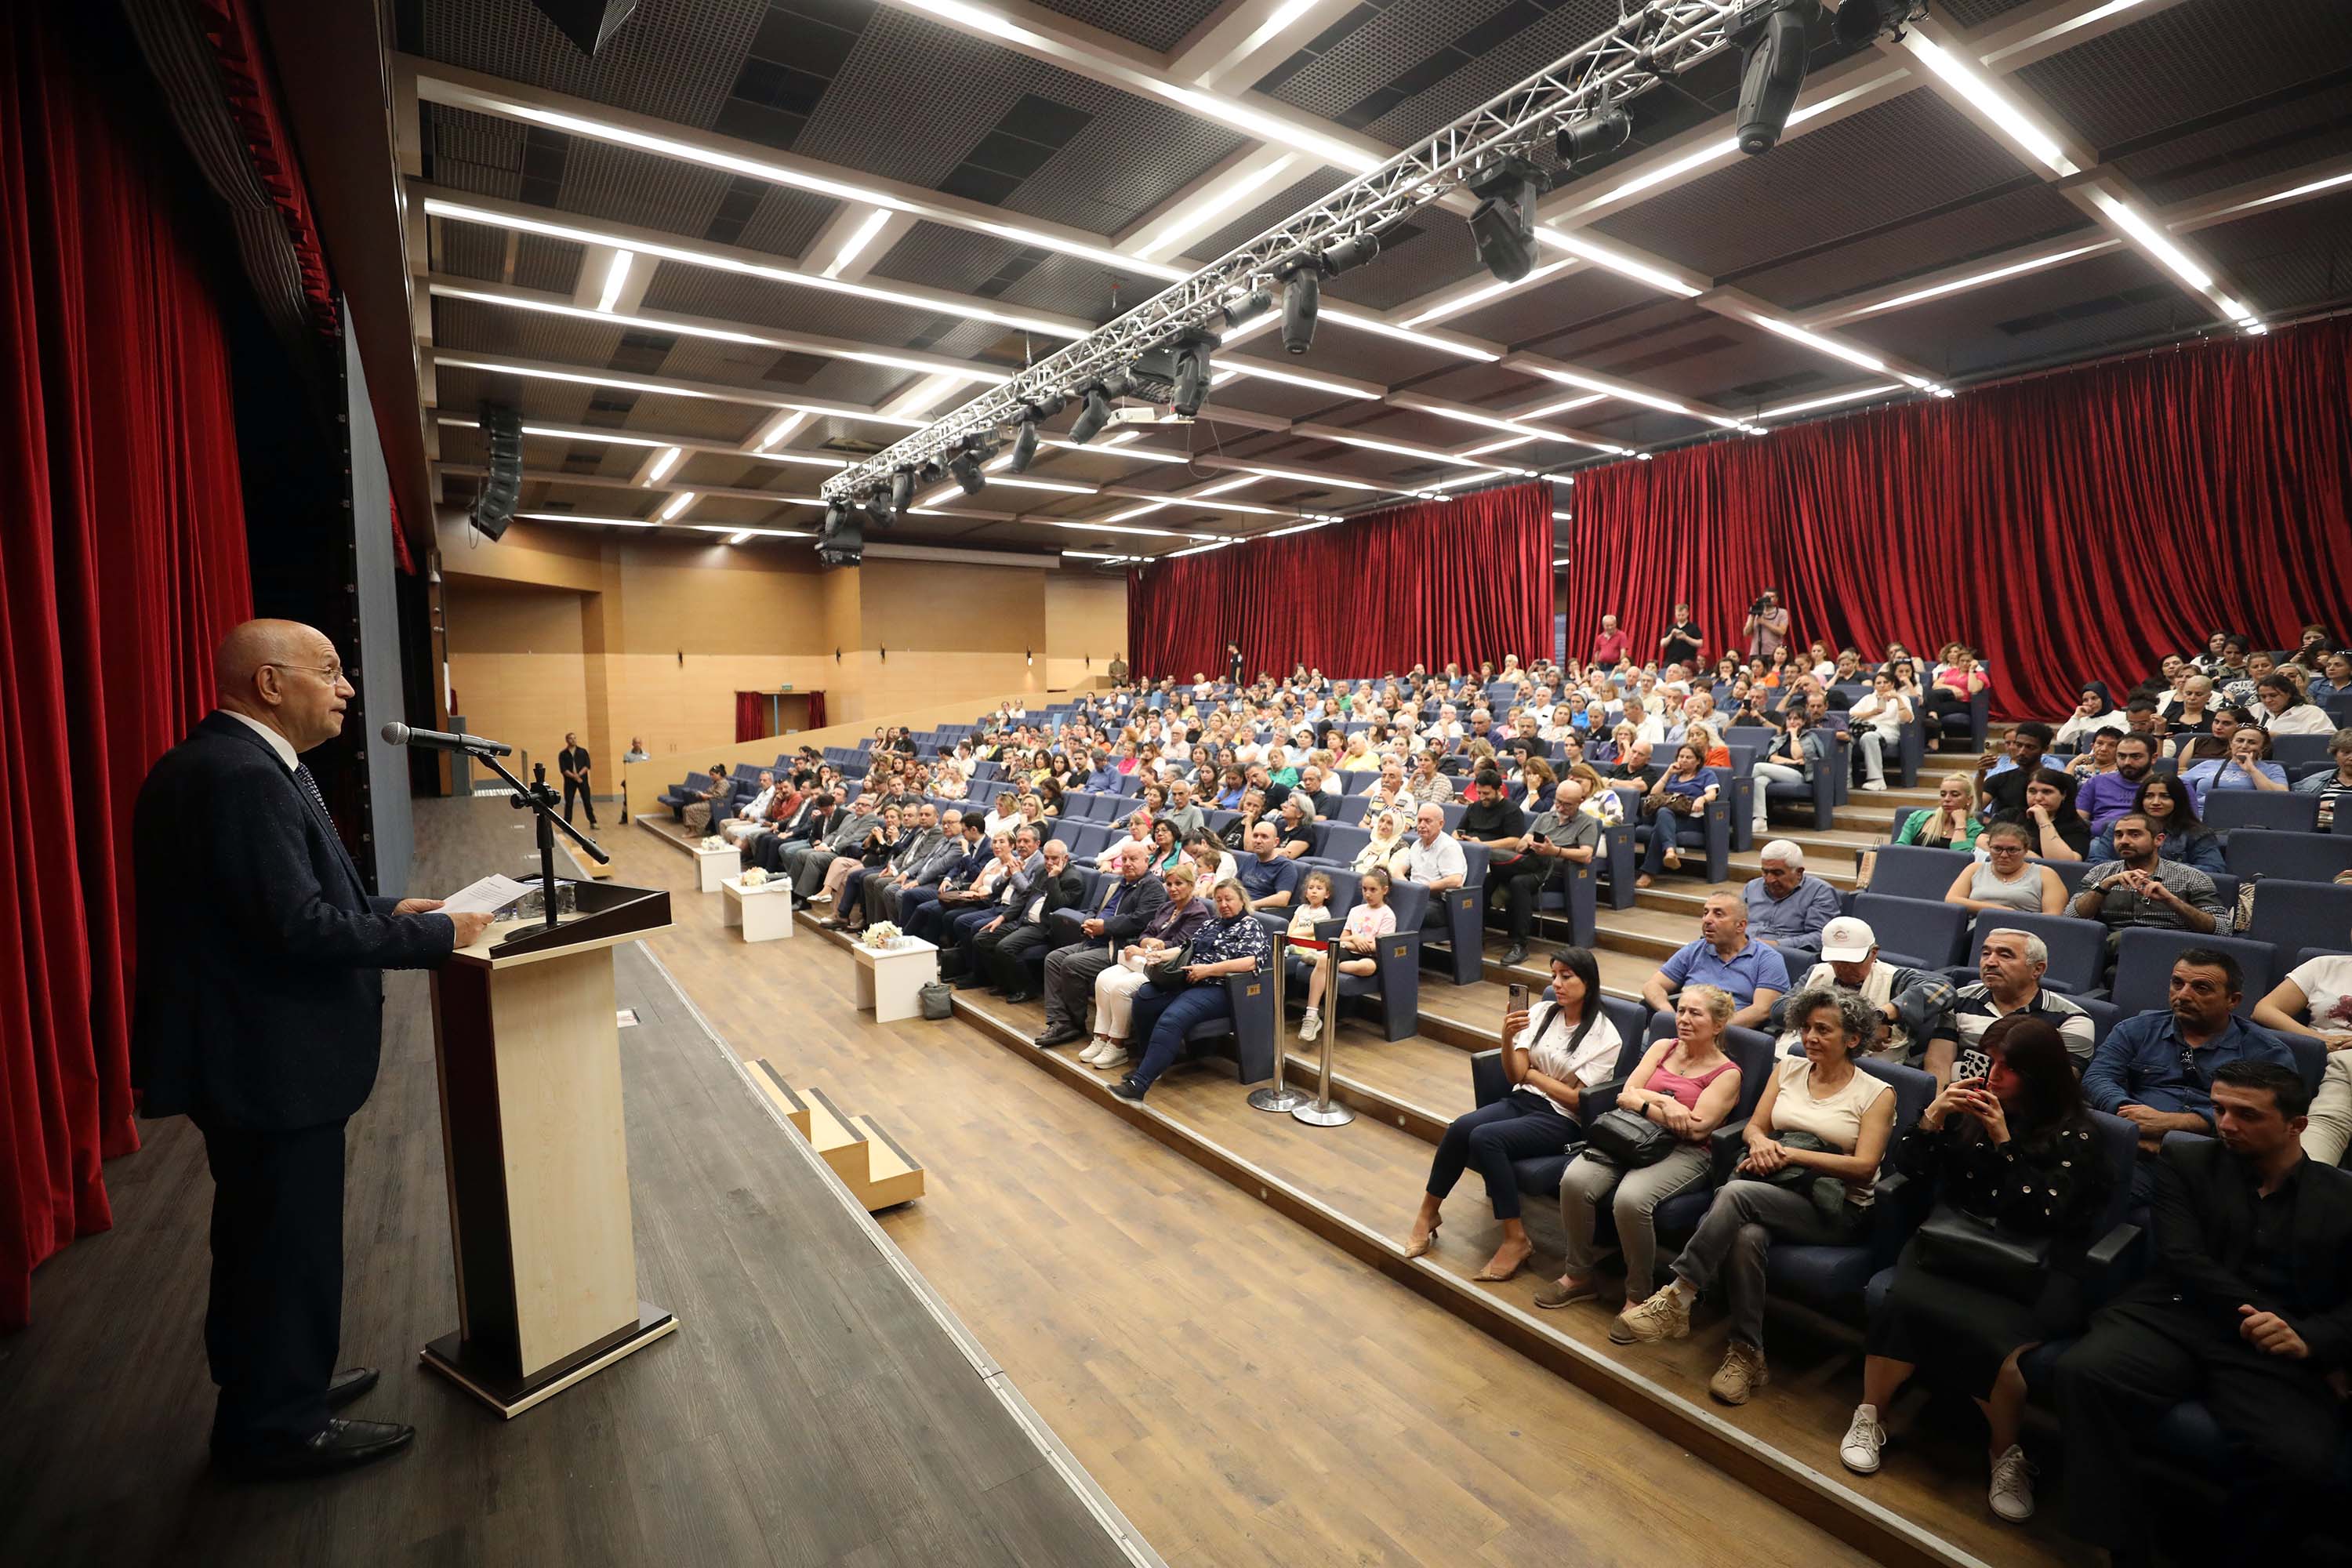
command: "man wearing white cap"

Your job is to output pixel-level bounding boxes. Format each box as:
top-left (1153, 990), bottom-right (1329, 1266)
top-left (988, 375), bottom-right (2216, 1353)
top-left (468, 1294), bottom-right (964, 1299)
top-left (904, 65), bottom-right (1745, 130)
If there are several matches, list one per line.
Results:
top-left (1768, 916), bottom-right (1953, 1065)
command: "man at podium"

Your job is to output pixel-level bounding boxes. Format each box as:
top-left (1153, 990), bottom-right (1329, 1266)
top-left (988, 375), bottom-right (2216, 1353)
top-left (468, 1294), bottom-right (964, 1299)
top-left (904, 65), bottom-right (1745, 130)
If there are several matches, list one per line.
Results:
top-left (131, 619), bottom-right (495, 1480)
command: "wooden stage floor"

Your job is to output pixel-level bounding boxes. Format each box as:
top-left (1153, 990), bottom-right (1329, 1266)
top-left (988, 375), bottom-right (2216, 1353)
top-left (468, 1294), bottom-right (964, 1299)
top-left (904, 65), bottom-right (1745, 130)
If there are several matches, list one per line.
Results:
top-left (0, 797), bottom-right (1145, 1568)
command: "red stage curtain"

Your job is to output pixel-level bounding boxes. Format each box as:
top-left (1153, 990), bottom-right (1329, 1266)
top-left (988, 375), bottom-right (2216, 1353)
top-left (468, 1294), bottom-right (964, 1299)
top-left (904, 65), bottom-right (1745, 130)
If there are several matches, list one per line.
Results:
top-left (1126, 483), bottom-right (1552, 680)
top-left (805, 690), bottom-right (826, 730)
top-left (0, 6), bottom-right (253, 1328)
top-left (1563, 318), bottom-right (2352, 719)
top-left (735, 691), bottom-right (768, 743)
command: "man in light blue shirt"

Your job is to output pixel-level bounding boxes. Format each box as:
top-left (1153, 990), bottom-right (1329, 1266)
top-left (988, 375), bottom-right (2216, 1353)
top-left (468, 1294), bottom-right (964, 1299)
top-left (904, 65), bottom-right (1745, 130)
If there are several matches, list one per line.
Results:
top-left (1642, 891), bottom-right (1791, 1031)
top-left (1741, 840), bottom-right (1842, 962)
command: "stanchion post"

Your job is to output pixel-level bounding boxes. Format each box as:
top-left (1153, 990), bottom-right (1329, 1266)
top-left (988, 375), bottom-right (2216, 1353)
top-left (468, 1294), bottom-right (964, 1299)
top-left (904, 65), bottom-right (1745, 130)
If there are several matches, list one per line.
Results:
top-left (1292, 936), bottom-right (1354, 1127)
top-left (1248, 931), bottom-right (1312, 1113)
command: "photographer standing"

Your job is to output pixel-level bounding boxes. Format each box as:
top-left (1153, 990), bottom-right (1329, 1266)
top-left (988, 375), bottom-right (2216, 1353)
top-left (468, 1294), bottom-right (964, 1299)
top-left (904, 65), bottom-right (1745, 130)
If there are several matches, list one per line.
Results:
top-left (1744, 590), bottom-right (1790, 659)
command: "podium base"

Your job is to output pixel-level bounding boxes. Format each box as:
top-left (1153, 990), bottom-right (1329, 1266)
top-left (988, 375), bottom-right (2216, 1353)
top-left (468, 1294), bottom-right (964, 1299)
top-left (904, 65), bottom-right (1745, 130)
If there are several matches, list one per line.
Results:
top-left (420, 1302), bottom-right (678, 1419)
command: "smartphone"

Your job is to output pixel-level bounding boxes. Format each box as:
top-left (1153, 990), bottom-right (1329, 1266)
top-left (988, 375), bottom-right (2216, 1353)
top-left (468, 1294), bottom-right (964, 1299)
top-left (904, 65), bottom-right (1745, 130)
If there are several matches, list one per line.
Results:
top-left (1954, 1046), bottom-right (1991, 1085)
top-left (1506, 982), bottom-right (1529, 1019)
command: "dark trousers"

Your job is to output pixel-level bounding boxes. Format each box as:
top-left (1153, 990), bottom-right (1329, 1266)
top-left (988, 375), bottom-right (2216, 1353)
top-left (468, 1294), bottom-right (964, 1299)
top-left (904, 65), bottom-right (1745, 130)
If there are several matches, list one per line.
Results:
top-left (1486, 862), bottom-right (1554, 942)
top-left (1125, 982), bottom-right (1235, 1089)
top-left (562, 776), bottom-right (597, 824)
top-left (196, 1116), bottom-right (347, 1452)
top-left (1425, 1091), bottom-right (1577, 1221)
top-left (950, 907), bottom-right (1006, 975)
top-left (986, 924), bottom-right (1053, 992)
top-left (1639, 808), bottom-right (1705, 876)
top-left (899, 886), bottom-right (947, 940)
top-left (2056, 1297), bottom-right (2344, 1555)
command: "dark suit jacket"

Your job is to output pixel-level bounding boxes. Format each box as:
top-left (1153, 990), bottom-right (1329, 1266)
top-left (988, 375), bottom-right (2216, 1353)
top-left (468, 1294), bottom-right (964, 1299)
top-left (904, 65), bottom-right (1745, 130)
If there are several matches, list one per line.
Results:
top-left (1011, 868), bottom-right (1087, 928)
top-left (557, 745), bottom-right (591, 780)
top-left (2137, 1137), bottom-right (2352, 1367)
top-left (1094, 872), bottom-right (1170, 943)
top-left (131, 713), bottom-right (456, 1131)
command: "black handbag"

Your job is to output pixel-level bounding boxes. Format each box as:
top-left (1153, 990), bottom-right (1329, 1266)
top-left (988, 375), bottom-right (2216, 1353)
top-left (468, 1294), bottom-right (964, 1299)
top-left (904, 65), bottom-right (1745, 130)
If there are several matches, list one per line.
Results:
top-left (1911, 1201), bottom-right (2051, 1304)
top-left (1144, 939), bottom-right (1196, 989)
top-left (1584, 1107), bottom-right (1675, 1167)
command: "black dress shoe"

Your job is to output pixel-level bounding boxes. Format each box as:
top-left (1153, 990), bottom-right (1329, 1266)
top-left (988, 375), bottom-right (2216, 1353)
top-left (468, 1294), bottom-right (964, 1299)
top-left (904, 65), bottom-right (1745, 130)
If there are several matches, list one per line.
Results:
top-left (1109, 1076), bottom-right (1148, 1102)
top-left (1000, 991), bottom-right (1036, 1005)
top-left (214, 1417), bottom-right (414, 1481)
top-left (325, 1367), bottom-right (379, 1410)
top-left (1034, 1026), bottom-right (1086, 1048)
top-left (1502, 942), bottom-right (1528, 967)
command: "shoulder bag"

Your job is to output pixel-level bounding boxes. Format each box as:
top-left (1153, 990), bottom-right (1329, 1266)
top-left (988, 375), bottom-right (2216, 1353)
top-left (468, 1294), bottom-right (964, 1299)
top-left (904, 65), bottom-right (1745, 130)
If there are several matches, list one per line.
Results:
top-left (1584, 1107), bottom-right (1675, 1167)
top-left (1144, 940), bottom-right (1196, 989)
top-left (1911, 1201), bottom-right (2052, 1304)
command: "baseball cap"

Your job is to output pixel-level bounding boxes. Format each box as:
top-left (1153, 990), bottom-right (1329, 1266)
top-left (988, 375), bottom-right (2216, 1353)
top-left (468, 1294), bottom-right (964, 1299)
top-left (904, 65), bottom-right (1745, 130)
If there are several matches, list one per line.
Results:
top-left (1820, 916), bottom-right (1875, 964)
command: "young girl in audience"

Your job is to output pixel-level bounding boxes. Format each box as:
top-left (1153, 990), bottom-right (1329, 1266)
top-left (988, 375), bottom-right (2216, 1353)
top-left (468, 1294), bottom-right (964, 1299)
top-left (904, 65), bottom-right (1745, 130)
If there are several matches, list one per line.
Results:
top-left (1406, 947), bottom-right (1624, 1279)
top-left (1298, 867), bottom-right (1397, 1043)
top-left (1838, 1018), bottom-right (2110, 1524)
top-left (1285, 869), bottom-right (1338, 944)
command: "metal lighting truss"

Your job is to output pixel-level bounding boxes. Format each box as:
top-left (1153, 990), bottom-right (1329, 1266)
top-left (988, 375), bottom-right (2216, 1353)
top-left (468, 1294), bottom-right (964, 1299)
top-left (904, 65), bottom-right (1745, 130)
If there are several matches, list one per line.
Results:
top-left (823, 0), bottom-right (1749, 503)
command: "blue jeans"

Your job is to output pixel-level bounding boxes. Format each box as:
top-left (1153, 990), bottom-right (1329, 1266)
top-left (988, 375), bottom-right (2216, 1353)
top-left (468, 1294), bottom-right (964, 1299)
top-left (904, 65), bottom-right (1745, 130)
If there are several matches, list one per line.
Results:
top-left (1639, 808), bottom-right (1705, 874)
top-left (1425, 1091), bottom-right (1578, 1221)
top-left (1124, 982), bottom-right (1235, 1090)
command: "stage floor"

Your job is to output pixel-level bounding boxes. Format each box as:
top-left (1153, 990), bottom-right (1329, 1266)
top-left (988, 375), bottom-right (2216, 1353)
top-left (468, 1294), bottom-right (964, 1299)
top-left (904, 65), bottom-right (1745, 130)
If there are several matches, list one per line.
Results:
top-left (0, 797), bottom-right (1147, 1568)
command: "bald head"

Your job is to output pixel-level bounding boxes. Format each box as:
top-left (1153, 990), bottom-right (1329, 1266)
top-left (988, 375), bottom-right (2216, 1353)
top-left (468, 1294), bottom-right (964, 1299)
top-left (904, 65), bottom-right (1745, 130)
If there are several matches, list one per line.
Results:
top-left (215, 619), bottom-right (350, 751)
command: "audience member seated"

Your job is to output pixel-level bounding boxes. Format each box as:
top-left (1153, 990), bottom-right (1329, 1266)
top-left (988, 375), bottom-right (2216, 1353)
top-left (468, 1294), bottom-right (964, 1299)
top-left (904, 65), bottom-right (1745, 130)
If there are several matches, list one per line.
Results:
top-left (1185, 830), bottom-right (1237, 889)
top-left (761, 791), bottom-right (854, 887)
top-left (1642, 891), bottom-right (1788, 1031)
top-left (1033, 840), bottom-right (1170, 1044)
top-left (739, 778), bottom-right (823, 866)
top-left (2085, 948), bottom-right (2297, 1195)
top-left (1848, 672), bottom-right (1911, 793)
top-left (1356, 807), bottom-right (1410, 875)
top-left (1751, 711), bottom-right (1828, 837)
top-left (1893, 773), bottom-right (1984, 852)
top-left (1163, 778), bottom-right (1206, 838)
top-left (2310, 652), bottom-right (2352, 706)
top-left (943, 826), bottom-right (1044, 985)
top-left (1743, 841), bottom-right (1841, 958)
top-left (799, 798), bottom-right (890, 907)
top-left (1973, 723), bottom-right (2053, 818)
top-left (1632, 743), bottom-right (1719, 889)
top-left (1486, 779), bottom-right (1602, 967)
top-left (2067, 814), bottom-right (2228, 966)
top-left (1944, 821), bottom-right (2067, 916)
top-left (1295, 868), bottom-right (1396, 1044)
top-left (2180, 724), bottom-right (2288, 809)
top-left (1406, 949), bottom-right (1625, 1279)
top-left (1537, 984), bottom-right (1745, 1312)
top-left (717, 770), bottom-right (779, 844)
top-left (2074, 731), bottom-right (2158, 837)
top-left (982, 789), bottom-right (1023, 837)
top-left (2253, 945), bottom-right (2352, 1166)
top-left (1240, 820), bottom-right (1305, 911)
top-left (2256, 671), bottom-right (2334, 737)
top-left (1991, 767), bottom-right (2090, 864)
top-left (2292, 726), bottom-right (2352, 830)
top-left (1839, 1018), bottom-right (2112, 1523)
top-left (1768, 916), bottom-right (1952, 1067)
top-left (2056, 1062), bottom-right (2351, 1559)
top-left (1221, 788), bottom-right (1269, 851)
top-left (2085, 775), bottom-right (2223, 873)
top-left (972, 839), bottom-right (1083, 1002)
top-left (1390, 802), bottom-right (1468, 909)
top-left (2052, 683), bottom-right (2127, 751)
top-left (1272, 795), bottom-right (1318, 861)
top-left (861, 808), bottom-right (967, 929)
top-left (1070, 860), bottom-right (1213, 1073)
top-left (677, 761), bottom-right (731, 836)
top-left (2171, 702), bottom-right (2251, 768)
top-left (1106, 879), bottom-right (1273, 1103)
top-left (1613, 986), bottom-right (1896, 1406)
top-left (902, 823), bottom-right (1000, 944)
top-left (834, 803), bottom-right (942, 933)
top-left (1097, 810), bottom-right (1154, 871)
top-left (1929, 927), bottom-right (2096, 1081)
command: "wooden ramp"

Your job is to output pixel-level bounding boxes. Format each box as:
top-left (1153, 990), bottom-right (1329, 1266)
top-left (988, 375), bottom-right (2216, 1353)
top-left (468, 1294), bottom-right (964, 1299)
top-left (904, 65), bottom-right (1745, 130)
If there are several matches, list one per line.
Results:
top-left (748, 1060), bottom-right (926, 1211)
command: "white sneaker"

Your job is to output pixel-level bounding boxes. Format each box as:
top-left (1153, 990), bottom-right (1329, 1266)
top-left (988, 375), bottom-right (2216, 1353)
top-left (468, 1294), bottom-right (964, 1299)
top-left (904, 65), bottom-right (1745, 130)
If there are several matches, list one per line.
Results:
top-left (1094, 1047), bottom-right (1130, 1072)
top-left (1987, 1444), bottom-right (2034, 1522)
top-left (1838, 1405), bottom-right (1886, 1474)
top-left (1860, 779), bottom-right (1887, 792)
top-left (1298, 1009), bottom-right (1322, 1042)
top-left (1078, 1039), bottom-right (1106, 1065)
top-left (809, 891), bottom-right (832, 904)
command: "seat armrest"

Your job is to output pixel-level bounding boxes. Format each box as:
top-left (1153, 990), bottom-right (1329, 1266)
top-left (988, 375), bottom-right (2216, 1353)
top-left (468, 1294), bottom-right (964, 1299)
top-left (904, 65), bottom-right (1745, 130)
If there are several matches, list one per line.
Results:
top-left (1579, 1076), bottom-right (1627, 1119)
top-left (2082, 1221), bottom-right (2143, 1300)
top-left (1709, 1120), bottom-right (1751, 1185)
top-left (1470, 1049), bottom-right (1507, 1106)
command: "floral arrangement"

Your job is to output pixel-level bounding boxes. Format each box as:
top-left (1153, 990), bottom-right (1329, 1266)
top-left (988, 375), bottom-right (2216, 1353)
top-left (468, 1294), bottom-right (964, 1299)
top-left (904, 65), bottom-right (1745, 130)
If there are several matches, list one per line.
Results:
top-left (740, 867), bottom-right (768, 887)
top-left (858, 921), bottom-right (903, 950)
top-left (701, 835), bottom-right (728, 851)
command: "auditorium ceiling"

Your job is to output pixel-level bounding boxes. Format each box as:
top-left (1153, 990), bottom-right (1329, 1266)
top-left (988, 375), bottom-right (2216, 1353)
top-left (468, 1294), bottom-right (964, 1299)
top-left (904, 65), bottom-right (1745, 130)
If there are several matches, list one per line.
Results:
top-left (397, 0), bottom-right (2352, 564)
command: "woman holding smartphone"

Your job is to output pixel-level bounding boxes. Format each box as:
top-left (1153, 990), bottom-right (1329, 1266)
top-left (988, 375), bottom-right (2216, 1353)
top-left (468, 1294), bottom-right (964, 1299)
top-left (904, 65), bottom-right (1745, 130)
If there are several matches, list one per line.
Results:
top-left (1403, 949), bottom-right (1624, 1281)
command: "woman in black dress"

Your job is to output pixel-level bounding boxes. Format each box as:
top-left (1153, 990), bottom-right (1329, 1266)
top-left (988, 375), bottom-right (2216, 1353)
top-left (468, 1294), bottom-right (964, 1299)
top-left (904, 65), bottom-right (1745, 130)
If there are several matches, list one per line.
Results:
top-left (1835, 1016), bottom-right (2112, 1526)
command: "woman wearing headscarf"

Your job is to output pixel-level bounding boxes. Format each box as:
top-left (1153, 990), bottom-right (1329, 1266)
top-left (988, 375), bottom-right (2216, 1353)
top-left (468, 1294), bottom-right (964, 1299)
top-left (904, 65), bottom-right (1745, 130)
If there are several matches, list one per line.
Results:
top-left (2051, 683), bottom-right (2127, 751)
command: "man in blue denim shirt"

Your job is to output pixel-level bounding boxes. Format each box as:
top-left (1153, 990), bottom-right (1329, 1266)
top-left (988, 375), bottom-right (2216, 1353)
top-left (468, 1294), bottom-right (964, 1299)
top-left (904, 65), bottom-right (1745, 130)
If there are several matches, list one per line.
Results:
top-left (2084, 947), bottom-right (2297, 1196)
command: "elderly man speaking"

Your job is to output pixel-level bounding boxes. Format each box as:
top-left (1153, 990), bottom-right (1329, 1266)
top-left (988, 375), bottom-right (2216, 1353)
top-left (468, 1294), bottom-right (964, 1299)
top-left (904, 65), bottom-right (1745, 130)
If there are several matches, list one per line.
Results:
top-left (132, 620), bottom-right (494, 1480)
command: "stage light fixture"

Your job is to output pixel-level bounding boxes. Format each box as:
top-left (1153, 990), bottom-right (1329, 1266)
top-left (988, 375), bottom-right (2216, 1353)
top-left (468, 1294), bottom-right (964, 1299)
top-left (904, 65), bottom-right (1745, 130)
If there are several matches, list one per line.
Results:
top-left (1320, 231), bottom-right (1379, 276)
top-left (1169, 329), bottom-right (1218, 419)
top-left (1466, 158), bottom-right (1544, 285)
top-left (917, 457), bottom-right (947, 486)
top-left (1731, 0), bottom-right (1820, 155)
top-left (1555, 106), bottom-right (1630, 168)
top-left (1831, 0), bottom-right (1921, 45)
top-left (1067, 383), bottom-right (1115, 445)
top-left (949, 445), bottom-right (987, 495)
top-left (889, 466), bottom-right (915, 512)
top-left (1223, 288), bottom-right (1272, 329)
top-left (1010, 417), bottom-right (1040, 473)
top-left (864, 488), bottom-right (895, 530)
top-left (1279, 265), bottom-right (1319, 356)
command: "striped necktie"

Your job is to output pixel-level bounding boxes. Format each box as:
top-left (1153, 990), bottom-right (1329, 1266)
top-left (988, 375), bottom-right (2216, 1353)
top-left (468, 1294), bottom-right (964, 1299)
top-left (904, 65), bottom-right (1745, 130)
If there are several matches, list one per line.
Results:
top-left (294, 762), bottom-right (332, 828)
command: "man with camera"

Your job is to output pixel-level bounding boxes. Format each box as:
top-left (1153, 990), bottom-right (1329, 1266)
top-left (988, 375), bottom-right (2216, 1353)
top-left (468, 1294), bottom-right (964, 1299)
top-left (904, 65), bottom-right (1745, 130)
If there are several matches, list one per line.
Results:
top-left (1744, 589), bottom-right (1790, 659)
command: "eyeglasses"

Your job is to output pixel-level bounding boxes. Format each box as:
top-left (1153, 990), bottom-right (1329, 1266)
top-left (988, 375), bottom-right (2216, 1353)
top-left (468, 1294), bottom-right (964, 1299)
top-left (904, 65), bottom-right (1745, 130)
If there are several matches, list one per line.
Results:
top-left (263, 661), bottom-right (347, 683)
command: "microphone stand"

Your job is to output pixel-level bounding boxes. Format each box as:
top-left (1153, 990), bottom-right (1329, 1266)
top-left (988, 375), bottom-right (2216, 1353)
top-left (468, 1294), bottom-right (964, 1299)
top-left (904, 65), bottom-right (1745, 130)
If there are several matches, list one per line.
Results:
top-left (472, 747), bottom-right (612, 932)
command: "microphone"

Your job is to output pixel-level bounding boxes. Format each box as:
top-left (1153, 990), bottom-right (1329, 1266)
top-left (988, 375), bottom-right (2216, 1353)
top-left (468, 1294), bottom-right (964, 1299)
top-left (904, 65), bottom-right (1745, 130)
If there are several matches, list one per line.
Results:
top-left (379, 721), bottom-right (513, 757)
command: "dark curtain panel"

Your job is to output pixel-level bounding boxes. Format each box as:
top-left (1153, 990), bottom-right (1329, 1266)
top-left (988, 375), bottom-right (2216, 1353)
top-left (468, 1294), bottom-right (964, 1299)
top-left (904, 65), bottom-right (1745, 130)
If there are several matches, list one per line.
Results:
top-left (0, 5), bottom-right (254, 1328)
top-left (806, 690), bottom-right (826, 730)
top-left (1126, 483), bottom-right (1552, 680)
top-left (735, 691), bottom-right (769, 744)
top-left (1563, 318), bottom-right (2352, 719)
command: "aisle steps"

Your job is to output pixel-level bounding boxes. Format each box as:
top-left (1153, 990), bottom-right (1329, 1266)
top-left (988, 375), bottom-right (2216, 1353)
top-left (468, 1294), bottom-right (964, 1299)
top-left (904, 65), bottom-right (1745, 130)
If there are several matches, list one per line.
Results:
top-left (746, 1061), bottom-right (926, 1210)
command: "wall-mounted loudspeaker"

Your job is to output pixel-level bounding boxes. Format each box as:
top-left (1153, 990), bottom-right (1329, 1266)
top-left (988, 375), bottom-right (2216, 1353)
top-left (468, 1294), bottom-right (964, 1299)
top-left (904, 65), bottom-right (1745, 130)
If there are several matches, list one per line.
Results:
top-left (473, 402), bottom-right (523, 541)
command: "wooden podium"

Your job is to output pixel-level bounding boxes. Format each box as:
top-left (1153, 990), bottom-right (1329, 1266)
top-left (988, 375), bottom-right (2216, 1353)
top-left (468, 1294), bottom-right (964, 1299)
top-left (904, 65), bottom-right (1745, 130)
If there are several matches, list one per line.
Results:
top-left (422, 878), bottom-right (679, 1417)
